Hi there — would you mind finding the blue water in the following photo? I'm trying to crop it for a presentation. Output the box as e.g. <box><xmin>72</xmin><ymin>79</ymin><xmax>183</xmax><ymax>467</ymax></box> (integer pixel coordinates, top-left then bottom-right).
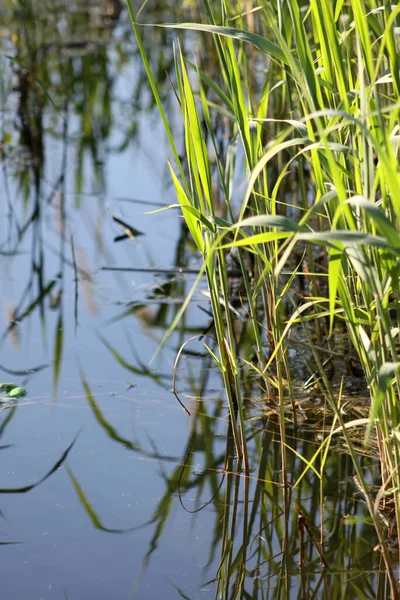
<box><xmin>0</xmin><ymin>3</ymin><xmax>225</xmax><ymax>598</ymax></box>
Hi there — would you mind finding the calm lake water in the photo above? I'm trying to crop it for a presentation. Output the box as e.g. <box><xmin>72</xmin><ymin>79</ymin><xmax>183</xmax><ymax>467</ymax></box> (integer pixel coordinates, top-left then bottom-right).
<box><xmin>0</xmin><ymin>2</ymin><xmax>390</xmax><ymax>599</ymax></box>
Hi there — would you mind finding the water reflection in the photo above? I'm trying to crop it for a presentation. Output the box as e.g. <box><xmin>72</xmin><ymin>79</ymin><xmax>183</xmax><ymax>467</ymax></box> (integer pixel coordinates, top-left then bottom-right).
<box><xmin>0</xmin><ymin>1</ymin><xmax>393</xmax><ymax>598</ymax></box>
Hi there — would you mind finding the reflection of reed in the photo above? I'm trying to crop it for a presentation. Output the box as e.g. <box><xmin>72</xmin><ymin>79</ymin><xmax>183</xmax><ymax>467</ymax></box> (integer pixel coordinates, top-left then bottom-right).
<box><xmin>79</xmin><ymin>363</ymin><xmax>384</xmax><ymax>597</ymax></box>
<box><xmin>0</xmin><ymin>0</ymin><xmax>194</xmax><ymax>394</ymax></box>
<box><xmin>0</xmin><ymin>423</ymin><xmax>79</xmax><ymax>544</ymax></box>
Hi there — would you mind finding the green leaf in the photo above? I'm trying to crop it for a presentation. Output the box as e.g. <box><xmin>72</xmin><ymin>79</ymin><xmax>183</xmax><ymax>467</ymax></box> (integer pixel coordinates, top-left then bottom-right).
<box><xmin>154</xmin><ymin>23</ymin><xmax>290</xmax><ymax>66</ymax></box>
<box><xmin>232</xmin><ymin>214</ymin><xmax>306</xmax><ymax>232</ymax></box>
<box><xmin>347</xmin><ymin>196</ymin><xmax>400</xmax><ymax>248</ymax></box>
<box><xmin>180</xmin><ymin>204</ymin><xmax>216</xmax><ymax>232</ymax></box>
<box><xmin>239</xmin><ymin>137</ymin><xmax>311</xmax><ymax>222</ymax></box>
<box><xmin>366</xmin><ymin>362</ymin><xmax>400</xmax><ymax>441</ymax></box>
<box><xmin>185</xmin><ymin>59</ymin><xmax>234</xmax><ymax>113</ymax></box>
<box><xmin>0</xmin><ymin>383</ymin><xmax>18</xmax><ymax>393</ymax></box>
<box><xmin>328</xmin><ymin>245</ymin><xmax>343</xmax><ymax>334</ymax></box>
<box><xmin>297</xmin><ymin>231</ymin><xmax>392</xmax><ymax>250</ymax></box>
<box><xmin>179</xmin><ymin>49</ymin><xmax>212</xmax><ymax>212</ymax></box>
<box><xmin>169</xmin><ymin>163</ymin><xmax>205</xmax><ymax>253</ymax></box>
<box><xmin>334</xmin><ymin>0</ymin><xmax>345</xmax><ymax>21</ymax></box>
<box><xmin>219</xmin><ymin>231</ymin><xmax>290</xmax><ymax>249</ymax></box>
<box><xmin>7</xmin><ymin>387</ymin><xmax>27</xmax><ymax>398</ymax></box>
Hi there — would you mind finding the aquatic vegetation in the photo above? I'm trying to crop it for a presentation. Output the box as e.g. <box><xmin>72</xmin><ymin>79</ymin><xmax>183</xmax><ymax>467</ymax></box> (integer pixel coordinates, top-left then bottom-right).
<box><xmin>127</xmin><ymin>0</ymin><xmax>400</xmax><ymax>594</ymax></box>
<box><xmin>0</xmin><ymin>382</ymin><xmax>27</xmax><ymax>399</ymax></box>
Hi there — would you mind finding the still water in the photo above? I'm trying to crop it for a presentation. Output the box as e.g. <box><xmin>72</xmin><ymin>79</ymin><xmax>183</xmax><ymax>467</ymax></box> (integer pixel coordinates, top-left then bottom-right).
<box><xmin>0</xmin><ymin>1</ymin><xmax>389</xmax><ymax>598</ymax></box>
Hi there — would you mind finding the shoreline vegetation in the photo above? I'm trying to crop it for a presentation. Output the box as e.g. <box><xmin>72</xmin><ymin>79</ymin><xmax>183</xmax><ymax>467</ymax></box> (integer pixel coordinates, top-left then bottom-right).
<box><xmin>127</xmin><ymin>0</ymin><xmax>400</xmax><ymax>596</ymax></box>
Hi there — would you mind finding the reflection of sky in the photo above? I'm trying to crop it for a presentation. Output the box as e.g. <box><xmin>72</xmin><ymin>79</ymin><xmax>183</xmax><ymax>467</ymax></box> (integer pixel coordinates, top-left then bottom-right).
<box><xmin>0</xmin><ymin>10</ymin><xmax>224</xmax><ymax>599</ymax></box>
<box><xmin>0</xmin><ymin>386</ymin><xmax>222</xmax><ymax>599</ymax></box>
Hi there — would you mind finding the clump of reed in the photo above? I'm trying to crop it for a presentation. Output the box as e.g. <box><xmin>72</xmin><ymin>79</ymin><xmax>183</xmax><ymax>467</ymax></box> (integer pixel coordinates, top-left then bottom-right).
<box><xmin>127</xmin><ymin>0</ymin><xmax>400</xmax><ymax>591</ymax></box>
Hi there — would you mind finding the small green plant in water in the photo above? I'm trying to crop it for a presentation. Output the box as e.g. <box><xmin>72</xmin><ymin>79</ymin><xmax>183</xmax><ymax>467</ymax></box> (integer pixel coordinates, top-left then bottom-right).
<box><xmin>0</xmin><ymin>383</ymin><xmax>27</xmax><ymax>400</ymax></box>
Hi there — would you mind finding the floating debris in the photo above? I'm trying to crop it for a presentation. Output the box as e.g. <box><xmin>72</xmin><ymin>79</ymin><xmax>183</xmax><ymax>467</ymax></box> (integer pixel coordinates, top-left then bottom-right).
<box><xmin>0</xmin><ymin>382</ymin><xmax>27</xmax><ymax>399</ymax></box>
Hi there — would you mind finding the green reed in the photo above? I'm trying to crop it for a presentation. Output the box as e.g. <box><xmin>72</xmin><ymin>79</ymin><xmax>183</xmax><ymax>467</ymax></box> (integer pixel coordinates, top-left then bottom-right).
<box><xmin>127</xmin><ymin>0</ymin><xmax>400</xmax><ymax>593</ymax></box>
